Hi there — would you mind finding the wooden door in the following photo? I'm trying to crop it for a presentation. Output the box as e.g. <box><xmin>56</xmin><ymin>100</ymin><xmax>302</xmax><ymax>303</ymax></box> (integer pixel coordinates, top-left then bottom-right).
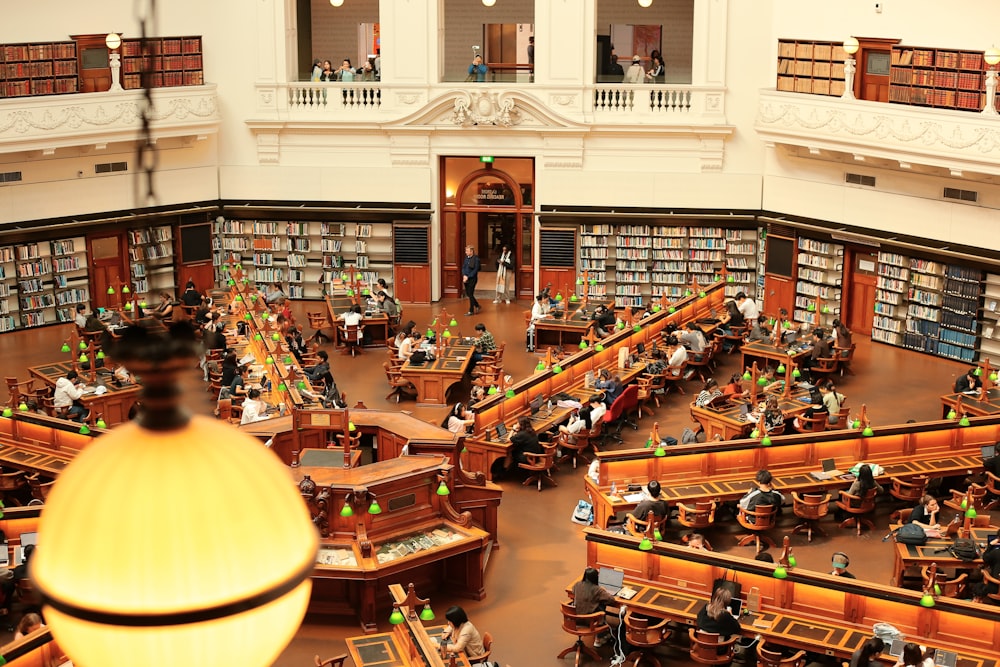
<box><xmin>72</xmin><ymin>34</ymin><xmax>112</xmax><ymax>93</ymax></box>
<box><xmin>393</xmin><ymin>225</ymin><xmax>431</xmax><ymax>303</ymax></box>
<box><xmin>844</xmin><ymin>247</ymin><xmax>878</xmax><ymax>335</ymax></box>
<box><xmin>855</xmin><ymin>38</ymin><xmax>900</xmax><ymax>102</ymax></box>
<box><xmin>537</xmin><ymin>228</ymin><xmax>575</xmax><ymax>297</ymax></box>
<box><xmin>87</xmin><ymin>232</ymin><xmax>128</xmax><ymax>310</ymax></box>
<box><xmin>763</xmin><ymin>275</ymin><xmax>795</xmax><ymax>318</ymax></box>
<box><xmin>762</xmin><ymin>234</ymin><xmax>796</xmax><ymax>318</ymax></box>
<box><xmin>177</xmin><ymin>223</ymin><xmax>213</xmax><ymax>293</ymax></box>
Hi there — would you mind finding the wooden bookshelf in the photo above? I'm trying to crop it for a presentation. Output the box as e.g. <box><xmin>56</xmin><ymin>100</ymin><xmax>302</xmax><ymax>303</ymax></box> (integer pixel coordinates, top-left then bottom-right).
<box><xmin>16</xmin><ymin>242</ymin><xmax>54</xmax><ymax>328</ymax></box>
<box><xmin>120</xmin><ymin>36</ymin><xmax>204</xmax><ymax>90</ymax></box>
<box><xmin>889</xmin><ymin>45</ymin><xmax>995</xmax><ymax>112</ymax></box>
<box><xmin>872</xmin><ymin>250</ymin><xmax>909</xmax><ymax>347</ymax></box>
<box><xmin>128</xmin><ymin>225</ymin><xmax>175</xmax><ymax>299</ymax></box>
<box><xmin>615</xmin><ymin>225</ymin><xmax>651</xmax><ymax>308</ymax></box>
<box><xmin>0</xmin><ymin>246</ymin><xmax>17</xmax><ymax>332</ymax></box>
<box><xmin>649</xmin><ymin>226</ymin><xmax>686</xmax><ymax>302</ymax></box>
<box><xmin>0</xmin><ymin>41</ymin><xmax>78</xmax><ymax>98</ymax></box>
<box><xmin>776</xmin><ymin>39</ymin><xmax>847</xmax><ymax>97</ymax></box>
<box><xmin>794</xmin><ymin>236</ymin><xmax>843</xmax><ymax>328</ymax></box>
<box><xmin>578</xmin><ymin>225</ymin><xmax>610</xmax><ymax>300</ymax></box>
<box><xmin>980</xmin><ymin>273</ymin><xmax>1000</xmax><ymax>367</ymax></box>
<box><xmin>51</xmin><ymin>237</ymin><xmax>89</xmax><ymax>323</ymax></box>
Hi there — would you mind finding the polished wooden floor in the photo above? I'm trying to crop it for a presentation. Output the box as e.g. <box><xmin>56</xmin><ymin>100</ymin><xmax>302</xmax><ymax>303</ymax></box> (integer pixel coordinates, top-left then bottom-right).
<box><xmin>0</xmin><ymin>296</ymin><xmax>973</xmax><ymax>666</ymax></box>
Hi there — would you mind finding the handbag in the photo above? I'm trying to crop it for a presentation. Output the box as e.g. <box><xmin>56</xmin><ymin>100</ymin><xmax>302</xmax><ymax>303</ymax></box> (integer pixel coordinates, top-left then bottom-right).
<box><xmin>713</xmin><ymin>570</ymin><xmax>742</xmax><ymax>600</ymax></box>
<box><xmin>894</xmin><ymin>523</ymin><xmax>928</xmax><ymax>545</ymax></box>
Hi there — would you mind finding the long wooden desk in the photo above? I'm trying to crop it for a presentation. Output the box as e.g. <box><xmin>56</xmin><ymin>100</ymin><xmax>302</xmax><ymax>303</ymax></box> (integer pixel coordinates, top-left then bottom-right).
<box><xmin>891</xmin><ymin>525</ymin><xmax>993</xmax><ymax>587</ymax></box>
<box><xmin>347</xmin><ymin>625</ymin><xmax>471</xmax><ymax>667</ymax></box>
<box><xmin>690</xmin><ymin>385</ymin><xmax>812</xmax><ymax>441</ymax></box>
<box><xmin>583</xmin><ymin>528</ymin><xmax>1000</xmax><ymax>667</ymax></box>
<box><xmin>0</xmin><ymin>411</ymin><xmax>101</xmax><ymax>476</ymax></box>
<box><xmin>584</xmin><ymin>418</ymin><xmax>996</xmax><ymax>529</ymax></box>
<box><xmin>941</xmin><ymin>390</ymin><xmax>1000</xmax><ymax>418</ymax></box>
<box><xmin>325</xmin><ymin>295</ymin><xmax>392</xmax><ymax>348</ymax></box>
<box><xmin>741</xmin><ymin>340</ymin><xmax>812</xmax><ymax>373</ymax></box>
<box><xmin>1</xmin><ymin>628</ymin><xmax>69</xmax><ymax>667</ymax></box>
<box><xmin>535</xmin><ymin>309</ymin><xmax>595</xmax><ymax>347</ymax></box>
<box><xmin>27</xmin><ymin>360</ymin><xmax>140</xmax><ymax>426</ymax></box>
<box><xmin>400</xmin><ymin>342</ymin><xmax>475</xmax><ymax>405</ymax></box>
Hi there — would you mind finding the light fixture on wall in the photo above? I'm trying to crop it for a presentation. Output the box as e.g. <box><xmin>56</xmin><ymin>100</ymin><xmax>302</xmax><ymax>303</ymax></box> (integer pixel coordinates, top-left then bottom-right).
<box><xmin>106</xmin><ymin>33</ymin><xmax>124</xmax><ymax>92</ymax></box>
<box><xmin>841</xmin><ymin>37</ymin><xmax>860</xmax><ymax>100</ymax></box>
<box><xmin>330</xmin><ymin>0</ymin><xmax>344</xmax><ymax>6</ymax></box>
<box><xmin>482</xmin><ymin>0</ymin><xmax>497</xmax><ymax>6</ymax></box>
<box><xmin>983</xmin><ymin>47</ymin><xmax>1000</xmax><ymax>116</ymax></box>
<box><xmin>638</xmin><ymin>0</ymin><xmax>653</xmax><ymax>7</ymax></box>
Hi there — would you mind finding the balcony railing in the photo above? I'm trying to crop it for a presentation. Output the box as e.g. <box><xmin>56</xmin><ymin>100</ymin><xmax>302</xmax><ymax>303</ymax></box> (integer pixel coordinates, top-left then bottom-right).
<box><xmin>755</xmin><ymin>88</ymin><xmax>1000</xmax><ymax>175</ymax></box>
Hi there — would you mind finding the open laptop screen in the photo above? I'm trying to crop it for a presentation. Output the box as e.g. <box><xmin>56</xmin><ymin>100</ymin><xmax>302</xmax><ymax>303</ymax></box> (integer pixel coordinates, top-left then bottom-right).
<box><xmin>495</xmin><ymin>422</ymin><xmax>508</xmax><ymax>440</ymax></box>
<box><xmin>598</xmin><ymin>567</ymin><xmax>624</xmax><ymax>590</ymax></box>
<box><xmin>728</xmin><ymin>598</ymin><xmax>743</xmax><ymax>617</ymax></box>
<box><xmin>529</xmin><ymin>395</ymin><xmax>544</xmax><ymax>415</ymax></box>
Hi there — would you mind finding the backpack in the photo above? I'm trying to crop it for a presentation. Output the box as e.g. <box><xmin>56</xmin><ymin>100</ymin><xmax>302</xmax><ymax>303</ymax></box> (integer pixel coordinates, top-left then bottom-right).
<box><xmin>571</xmin><ymin>500</ymin><xmax>593</xmax><ymax>526</ymax></box>
<box><xmin>681</xmin><ymin>427</ymin><xmax>699</xmax><ymax>444</ymax></box>
<box><xmin>948</xmin><ymin>538</ymin><xmax>980</xmax><ymax>562</ymax></box>
<box><xmin>895</xmin><ymin>523</ymin><xmax>928</xmax><ymax>545</ymax></box>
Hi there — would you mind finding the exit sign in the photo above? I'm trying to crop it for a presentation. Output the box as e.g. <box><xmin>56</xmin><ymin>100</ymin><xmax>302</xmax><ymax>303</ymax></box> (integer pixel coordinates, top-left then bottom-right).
<box><xmin>479</xmin><ymin>156</ymin><xmax>494</xmax><ymax>163</ymax></box>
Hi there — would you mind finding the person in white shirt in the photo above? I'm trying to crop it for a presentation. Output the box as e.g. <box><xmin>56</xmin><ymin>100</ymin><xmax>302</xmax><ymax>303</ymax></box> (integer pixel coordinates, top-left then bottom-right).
<box><xmin>53</xmin><ymin>370</ymin><xmax>87</xmax><ymax>421</ymax></box>
<box><xmin>73</xmin><ymin>303</ymin><xmax>88</xmax><ymax>329</ymax></box>
<box><xmin>240</xmin><ymin>388</ymin><xmax>271</xmax><ymax>425</ymax></box>
<box><xmin>398</xmin><ymin>331</ymin><xmax>421</xmax><ymax>361</ymax></box>
<box><xmin>735</xmin><ymin>291</ymin><xmax>760</xmax><ymax>321</ymax></box>
<box><xmin>341</xmin><ymin>305</ymin><xmax>364</xmax><ymax>326</ymax></box>
<box><xmin>666</xmin><ymin>337</ymin><xmax>689</xmax><ymax>374</ymax></box>
<box><xmin>529</xmin><ymin>294</ymin><xmax>550</xmax><ymax>326</ymax></box>
<box><xmin>678</xmin><ymin>322</ymin><xmax>707</xmax><ymax>358</ymax></box>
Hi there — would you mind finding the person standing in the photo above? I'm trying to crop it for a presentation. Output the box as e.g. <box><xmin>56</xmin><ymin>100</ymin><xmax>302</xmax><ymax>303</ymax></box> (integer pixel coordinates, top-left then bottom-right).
<box><xmin>494</xmin><ymin>245</ymin><xmax>513</xmax><ymax>304</ymax></box>
<box><xmin>462</xmin><ymin>245</ymin><xmax>481</xmax><ymax>315</ymax></box>
<box><xmin>646</xmin><ymin>54</ymin><xmax>664</xmax><ymax>82</ymax></box>
<box><xmin>337</xmin><ymin>58</ymin><xmax>356</xmax><ymax>82</ymax></box>
<box><xmin>623</xmin><ymin>55</ymin><xmax>645</xmax><ymax>84</ymax></box>
<box><xmin>468</xmin><ymin>55</ymin><xmax>488</xmax><ymax>82</ymax></box>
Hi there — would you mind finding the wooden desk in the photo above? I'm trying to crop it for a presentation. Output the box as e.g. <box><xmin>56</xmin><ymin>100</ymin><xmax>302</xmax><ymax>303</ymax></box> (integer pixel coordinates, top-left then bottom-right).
<box><xmin>891</xmin><ymin>525</ymin><xmax>993</xmax><ymax>587</ymax></box>
<box><xmin>27</xmin><ymin>361</ymin><xmax>140</xmax><ymax>426</ymax></box>
<box><xmin>347</xmin><ymin>625</ymin><xmax>471</xmax><ymax>667</ymax></box>
<box><xmin>583</xmin><ymin>528</ymin><xmax>1000</xmax><ymax>667</ymax></box>
<box><xmin>741</xmin><ymin>340</ymin><xmax>811</xmax><ymax>372</ymax></box>
<box><xmin>690</xmin><ymin>386</ymin><xmax>813</xmax><ymax>440</ymax></box>
<box><xmin>584</xmin><ymin>420</ymin><xmax>990</xmax><ymax>529</ymax></box>
<box><xmin>326</xmin><ymin>296</ymin><xmax>392</xmax><ymax>348</ymax></box>
<box><xmin>941</xmin><ymin>390</ymin><xmax>1000</xmax><ymax>417</ymax></box>
<box><xmin>0</xmin><ymin>627</ymin><xmax>69</xmax><ymax>667</ymax></box>
<box><xmin>400</xmin><ymin>343</ymin><xmax>475</xmax><ymax>405</ymax></box>
<box><xmin>535</xmin><ymin>310</ymin><xmax>594</xmax><ymax>348</ymax></box>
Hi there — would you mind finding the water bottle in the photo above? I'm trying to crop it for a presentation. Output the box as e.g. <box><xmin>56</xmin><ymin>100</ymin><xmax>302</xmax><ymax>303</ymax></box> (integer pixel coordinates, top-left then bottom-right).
<box><xmin>610</xmin><ymin>481</ymin><xmax>617</xmax><ymax>496</ymax></box>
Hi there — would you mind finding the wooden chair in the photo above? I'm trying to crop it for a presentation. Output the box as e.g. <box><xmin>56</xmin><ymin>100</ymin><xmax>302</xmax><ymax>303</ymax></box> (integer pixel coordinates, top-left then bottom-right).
<box><xmin>687</xmin><ymin>345</ymin><xmax>715</xmax><ymax>383</ymax></box>
<box><xmin>602</xmin><ymin>384</ymin><xmax>639</xmax><ymax>444</ymax></box>
<box><xmin>826</xmin><ymin>406</ymin><xmax>850</xmax><ymax>430</ymax></box>
<box><xmin>809</xmin><ymin>357</ymin><xmax>839</xmax><ymax>382</ymax></box>
<box><xmin>469</xmin><ymin>631</ymin><xmax>493</xmax><ymax>664</ymax></box>
<box><xmin>623</xmin><ymin>609</ymin><xmax>670</xmax><ymax>667</ymax></box>
<box><xmin>307</xmin><ymin>311</ymin><xmax>332</xmax><ymax>344</ymax></box>
<box><xmin>520</xmin><ymin>443</ymin><xmax>557</xmax><ymax>491</ymax></box>
<box><xmin>986</xmin><ymin>471</ymin><xmax>1000</xmax><ymax>510</ymax></box>
<box><xmin>981</xmin><ymin>569</ymin><xmax>1000</xmax><ymax>604</ymax></box>
<box><xmin>677</xmin><ymin>500</ymin><xmax>717</xmax><ymax>532</ymax></box>
<box><xmin>339</xmin><ymin>324</ymin><xmax>364</xmax><ymax>356</ymax></box>
<box><xmin>314</xmin><ymin>655</ymin><xmax>348</xmax><ymax>667</ymax></box>
<box><xmin>216</xmin><ymin>399</ymin><xmax>243</xmax><ymax>424</ymax></box>
<box><xmin>689</xmin><ymin>629</ymin><xmax>739</xmax><ymax>666</ymax></box>
<box><xmin>662</xmin><ymin>362</ymin><xmax>688</xmax><ymax>396</ymax></box>
<box><xmin>834</xmin><ymin>343</ymin><xmax>856</xmax><ymax>376</ymax></box>
<box><xmin>25</xmin><ymin>472</ymin><xmax>55</xmax><ymax>503</ymax></box>
<box><xmin>791</xmin><ymin>491</ymin><xmax>830</xmax><ymax>542</ymax></box>
<box><xmin>944</xmin><ymin>483</ymin><xmax>988</xmax><ymax>513</ymax></box>
<box><xmin>554</xmin><ymin>431</ymin><xmax>592</xmax><ymax>470</ymax></box>
<box><xmin>836</xmin><ymin>487</ymin><xmax>878</xmax><ymax>535</ymax></box>
<box><xmin>558</xmin><ymin>601</ymin><xmax>607</xmax><ymax>665</ymax></box>
<box><xmin>637</xmin><ymin>373</ymin><xmax>667</xmax><ymax>419</ymax></box>
<box><xmin>921</xmin><ymin>566</ymin><xmax>968</xmax><ymax>598</ymax></box>
<box><xmin>888</xmin><ymin>507</ymin><xmax>913</xmax><ymax>524</ymax></box>
<box><xmin>889</xmin><ymin>476</ymin><xmax>929</xmax><ymax>507</ymax></box>
<box><xmin>626</xmin><ymin>510</ymin><xmax>666</xmax><ymax>540</ymax></box>
<box><xmin>5</xmin><ymin>377</ymin><xmax>34</xmax><ymax>405</ymax></box>
<box><xmin>0</xmin><ymin>470</ymin><xmax>27</xmax><ymax>506</ymax></box>
<box><xmin>736</xmin><ymin>503</ymin><xmax>777</xmax><ymax>549</ymax></box>
<box><xmin>384</xmin><ymin>362</ymin><xmax>417</xmax><ymax>403</ymax></box>
<box><xmin>720</xmin><ymin>323</ymin><xmax>750</xmax><ymax>355</ymax></box>
<box><xmin>795</xmin><ymin>413</ymin><xmax>828</xmax><ymax>433</ymax></box>
<box><xmin>757</xmin><ymin>639</ymin><xmax>807</xmax><ymax>667</ymax></box>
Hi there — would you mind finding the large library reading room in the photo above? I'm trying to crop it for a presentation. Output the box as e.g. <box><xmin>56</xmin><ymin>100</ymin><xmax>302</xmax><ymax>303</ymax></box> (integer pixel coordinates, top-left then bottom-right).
<box><xmin>2</xmin><ymin>1</ymin><xmax>1000</xmax><ymax>666</ymax></box>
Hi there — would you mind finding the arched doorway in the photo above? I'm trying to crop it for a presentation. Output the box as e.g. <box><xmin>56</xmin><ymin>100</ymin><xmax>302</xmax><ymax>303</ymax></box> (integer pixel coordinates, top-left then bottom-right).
<box><xmin>440</xmin><ymin>159</ymin><xmax>534</xmax><ymax>301</ymax></box>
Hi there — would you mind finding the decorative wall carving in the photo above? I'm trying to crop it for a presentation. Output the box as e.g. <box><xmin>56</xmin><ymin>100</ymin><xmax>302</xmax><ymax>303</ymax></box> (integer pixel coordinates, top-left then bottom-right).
<box><xmin>452</xmin><ymin>90</ymin><xmax>520</xmax><ymax>127</ymax></box>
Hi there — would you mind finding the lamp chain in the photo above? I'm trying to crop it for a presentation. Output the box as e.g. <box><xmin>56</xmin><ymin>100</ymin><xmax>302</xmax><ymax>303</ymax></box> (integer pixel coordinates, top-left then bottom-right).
<box><xmin>136</xmin><ymin>0</ymin><xmax>159</xmax><ymax>206</ymax></box>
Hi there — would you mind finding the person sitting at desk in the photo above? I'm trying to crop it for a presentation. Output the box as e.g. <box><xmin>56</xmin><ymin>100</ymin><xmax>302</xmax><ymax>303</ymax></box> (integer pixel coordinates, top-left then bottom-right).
<box><xmin>220</xmin><ymin>350</ymin><xmax>239</xmax><ymax>387</ymax></box>
<box><xmin>471</xmin><ymin>323</ymin><xmax>496</xmax><ymax>364</ymax></box>
<box><xmin>954</xmin><ymin>367</ymin><xmax>983</xmax><ymax>396</ymax></box>
<box><xmin>695</xmin><ymin>378</ymin><xmax>723</xmax><ymax>408</ymax></box>
<box><xmin>440</xmin><ymin>605</ymin><xmax>485</xmax><ymax>660</ymax></box>
<box><xmin>83</xmin><ymin>308</ymin><xmax>114</xmax><ymax>353</ymax></box>
<box><xmin>447</xmin><ymin>402</ymin><xmax>475</xmax><ymax>434</ymax></box>
<box><xmin>180</xmin><ymin>280</ymin><xmax>202</xmax><ymax>307</ymax></box>
<box><xmin>630</xmin><ymin>480</ymin><xmax>668</xmax><ymax>522</ymax></box>
<box><xmin>375</xmin><ymin>290</ymin><xmax>398</xmax><ymax>318</ymax></box>
<box><xmin>398</xmin><ymin>331</ymin><xmax>422</xmax><ymax>361</ymax></box>
<box><xmin>679</xmin><ymin>322</ymin><xmax>707</xmax><ymax>360</ymax></box>
<box><xmin>738</xmin><ymin>469</ymin><xmax>784</xmax><ymax>513</ymax></box>
<box><xmin>572</xmin><ymin>567</ymin><xmax>616</xmax><ymax>647</ymax></box>
<box><xmin>645</xmin><ymin>349</ymin><xmax>669</xmax><ymax>377</ymax></box>
<box><xmin>746</xmin><ymin>314</ymin><xmax>769</xmax><ymax>343</ymax></box>
<box><xmin>595</xmin><ymin>369</ymin><xmax>622</xmax><ymax>406</ymax></box>
<box><xmin>791</xmin><ymin>386</ymin><xmax>826</xmax><ymax>432</ymax></box>
<box><xmin>850</xmin><ymin>638</ymin><xmax>885</xmax><ymax>667</ymax></box>
<box><xmin>151</xmin><ymin>292</ymin><xmax>174</xmax><ymax>321</ymax></box>
<box><xmin>735</xmin><ymin>291</ymin><xmax>760</xmax><ymax>321</ymax></box>
<box><xmin>54</xmin><ymin>369</ymin><xmax>88</xmax><ymax>422</ymax></box>
<box><xmin>304</xmin><ymin>350</ymin><xmax>330</xmax><ymax>382</ymax></box>
<box><xmin>832</xmin><ymin>318</ymin><xmax>853</xmax><ymax>349</ymax></box>
<box><xmin>896</xmin><ymin>643</ymin><xmax>934</xmax><ymax>667</ymax></box>
<box><xmin>592</xmin><ymin>304</ymin><xmax>617</xmax><ymax>338</ymax></box>
<box><xmin>800</xmin><ymin>328</ymin><xmax>830</xmax><ymax>381</ymax></box>
<box><xmin>73</xmin><ymin>303</ymin><xmax>88</xmax><ymax>328</ymax></box>
<box><xmin>666</xmin><ymin>336</ymin><xmax>688</xmax><ymax>374</ymax></box>
<box><xmin>509</xmin><ymin>415</ymin><xmax>543</xmax><ymax>466</ymax></box>
<box><xmin>340</xmin><ymin>304</ymin><xmax>364</xmax><ymax>328</ymax></box>
<box><xmin>376</xmin><ymin>278</ymin><xmax>391</xmax><ymax>297</ymax></box>
<box><xmin>285</xmin><ymin>325</ymin><xmax>309</xmax><ymax>363</ymax></box>
<box><xmin>818</xmin><ymin>379</ymin><xmax>845</xmax><ymax>421</ymax></box>
<box><xmin>982</xmin><ymin>534</ymin><xmax>1000</xmax><ymax>596</ymax></box>
<box><xmin>264</xmin><ymin>281</ymin><xmax>285</xmax><ymax>305</ymax></box>
<box><xmin>830</xmin><ymin>551</ymin><xmax>856</xmax><ymax>579</ymax></box>
<box><xmin>722</xmin><ymin>372</ymin><xmax>748</xmax><ymax>400</ymax></box>
<box><xmin>240</xmin><ymin>388</ymin><xmax>272</xmax><ymax>425</ymax></box>
<box><xmin>14</xmin><ymin>613</ymin><xmax>44</xmax><ymax>640</ymax></box>
<box><xmin>748</xmin><ymin>396</ymin><xmax>783</xmax><ymax>432</ymax></box>
<box><xmin>908</xmin><ymin>495</ymin><xmax>941</xmax><ymax>534</ymax></box>
<box><xmin>688</xmin><ymin>533</ymin><xmax>708</xmax><ymax>550</ymax></box>
<box><xmin>696</xmin><ymin>587</ymin><xmax>741</xmax><ymax>640</ymax></box>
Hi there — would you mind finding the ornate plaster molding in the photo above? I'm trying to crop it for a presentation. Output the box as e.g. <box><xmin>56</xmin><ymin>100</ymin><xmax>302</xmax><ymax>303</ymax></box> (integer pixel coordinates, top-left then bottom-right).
<box><xmin>451</xmin><ymin>90</ymin><xmax>520</xmax><ymax>127</ymax></box>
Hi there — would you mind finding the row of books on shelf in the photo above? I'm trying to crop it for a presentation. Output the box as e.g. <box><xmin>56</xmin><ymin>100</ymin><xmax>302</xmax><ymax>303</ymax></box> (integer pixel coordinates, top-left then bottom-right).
<box><xmin>17</xmin><ymin>260</ymin><xmax>49</xmax><ymax>278</ymax></box>
<box><xmin>121</xmin><ymin>55</ymin><xmax>202</xmax><ymax>73</ymax></box>
<box><xmin>795</xmin><ymin>281</ymin><xmax>840</xmax><ymax>299</ymax></box>
<box><xmin>129</xmin><ymin>244</ymin><xmax>172</xmax><ymax>262</ymax></box>
<box><xmin>1</xmin><ymin>43</ymin><xmax>76</xmax><ymax>61</ymax></box>
<box><xmin>2</xmin><ymin>79</ymin><xmax>78</xmax><ymax>96</ymax></box>
<box><xmin>123</xmin><ymin>72</ymin><xmax>204</xmax><ymax>88</ymax></box>
<box><xmin>120</xmin><ymin>38</ymin><xmax>202</xmax><ymax>57</ymax></box>
<box><xmin>2</xmin><ymin>61</ymin><xmax>77</xmax><ymax>78</ymax></box>
<box><xmin>797</xmin><ymin>267</ymin><xmax>840</xmax><ymax>285</ymax></box>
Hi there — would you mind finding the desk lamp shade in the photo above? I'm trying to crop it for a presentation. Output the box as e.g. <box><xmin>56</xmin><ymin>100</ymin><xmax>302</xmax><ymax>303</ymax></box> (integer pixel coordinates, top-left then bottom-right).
<box><xmin>638</xmin><ymin>537</ymin><xmax>653</xmax><ymax>551</ymax></box>
<box><xmin>487</xmin><ymin>386</ymin><xmax>497</xmax><ymax>395</ymax></box>
<box><xmin>1</xmin><ymin>407</ymin><xmax>11</xmax><ymax>418</ymax></box>
<box><xmin>419</xmin><ymin>605</ymin><xmax>435</xmax><ymax>621</ymax></box>
<box><xmin>947</xmin><ymin>408</ymin><xmax>957</xmax><ymax>419</ymax></box>
<box><xmin>61</xmin><ymin>342</ymin><xmax>70</xmax><ymax>353</ymax></box>
<box><xmin>32</xmin><ymin>325</ymin><xmax>317</xmax><ymax>667</ymax></box>
<box><xmin>959</xmin><ymin>415</ymin><xmax>971</xmax><ymax>427</ymax></box>
<box><xmin>776</xmin><ymin>364</ymin><xmax>785</xmax><ymax>374</ymax></box>
<box><xmin>436</xmin><ymin>481</ymin><xmax>450</xmax><ymax>496</ymax></box>
<box><xmin>449</xmin><ymin>318</ymin><xmax>458</xmax><ymax>327</ymax></box>
<box><xmin>742</xmin><ymin>371</ymin><xmax>752</xmax><ymax>381</ymax></box>
<box><xmin>504</xmin><ymin>388</ymin><xmax>515</xmax><ymax>398</ymax></box>
<box><xmin>595</xmin><ymin>344</ymin><xmax>604</xmax><ymax>352</ymax></box>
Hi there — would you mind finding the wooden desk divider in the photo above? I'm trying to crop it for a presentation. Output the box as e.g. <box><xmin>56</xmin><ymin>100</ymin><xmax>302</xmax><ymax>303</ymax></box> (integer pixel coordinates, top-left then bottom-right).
<box><xmin>979</xmin><ymin>359</ymin><xmax>995</xmax><ymax>393</ymax></box>
<box><xmin>583</xmin><ymin>528</ymin><xmax>1000</xmax><ymax>667</ymax></box>
<box><xmin>290</xmin><ymin>407</ymin><xmax>351</xmax><ymax>463</ymax></box>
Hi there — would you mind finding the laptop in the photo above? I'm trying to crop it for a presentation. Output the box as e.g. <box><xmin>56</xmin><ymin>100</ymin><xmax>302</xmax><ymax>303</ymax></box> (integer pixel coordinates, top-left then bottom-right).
<box><xmin>810</xmin><ymin>458</ymin><xmax>844</xmax><ymax>481</ymax></box>
<box><xmin>598</xmin><ymin>567</ymin><xmax>625</xmax><ymax>595</ymax></box>
<box><xmin>728</xmin><ymin>598</ymin><xmax>743</xmax><ymax>617</ymax></box>
<box><xmin>494</xmin><ymin>422</ymin><xmax>508</xmax><ymax>441</ymax></box>
<box><xmin>934</xmin><ymin>650</ymin><xmax>958</xmax><ymax>667</ymax></box>
<box><xmin>887</xmin><ymin>640</ymin><xmax>907</xmax><ymax>659</ymax></box>
<box><xmin>529</xmin><ymin>395</ymin><xmax>544</xmax><ymax>416</ymax></box>
<box><xmin>737</xmin><ymin>402</ymin><xmax>750</xmax><ymax>422</ymax></box>
<box><xmin>782</xmin><ymin>329</ymin><xmax>798</xmax><ymax>345</ymax></box>
<box><xmin>982</xmin><ymin>444</ymin><xmax>997</xmax><ymax>460</ymax></box>
<box><xmin>636</xmin><ymin>342</ymin><xmax>646</xmax><ymax>355</ymax></box>
<box><xmin>16</xmin><ymin>531</ymin><xmax>37</xmax><ymax>565</ymax></box>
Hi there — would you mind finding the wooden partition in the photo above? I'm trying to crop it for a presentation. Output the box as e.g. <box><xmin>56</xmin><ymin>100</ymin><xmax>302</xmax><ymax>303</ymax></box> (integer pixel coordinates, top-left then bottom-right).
<box><xmin>1</xmin><ymin>628</ymin><xmax>66</xmax><ymax>667</ymax></box>
<box><xmin>583</xmin><ymin>528</ymin><xmax>1000</xmax><ymax>666</ymax></box>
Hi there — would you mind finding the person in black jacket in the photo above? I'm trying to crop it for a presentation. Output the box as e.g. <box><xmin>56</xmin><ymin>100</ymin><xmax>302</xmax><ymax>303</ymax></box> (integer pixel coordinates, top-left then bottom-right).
<box><xmin>696</xmin><ymin>587</ymin><xmax>741</xmax><ymax>639</ymax></box>
<box><xmin>461</xmin><ymin>245</ymin><xmax>481</xmax><ymax>315</ymax></box>
<box><xmin>954</xmin><ymin>367</ymin><xmax>983</xmax><ymax>396</ymax></box>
